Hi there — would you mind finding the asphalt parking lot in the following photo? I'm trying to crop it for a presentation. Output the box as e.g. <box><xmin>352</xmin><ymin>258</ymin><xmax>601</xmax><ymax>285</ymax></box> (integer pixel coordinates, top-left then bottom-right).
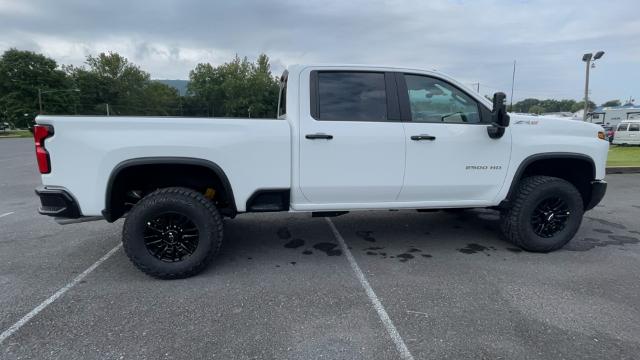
<box><xmin>1</xmin><ymin>138</ymin><xmax>640</xmax><ymax>360</ymax></box>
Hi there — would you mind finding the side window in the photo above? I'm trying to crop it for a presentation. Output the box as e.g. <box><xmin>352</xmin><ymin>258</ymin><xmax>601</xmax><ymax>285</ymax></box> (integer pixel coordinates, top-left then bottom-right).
<box><xmin>629</xmin><ymin>124</ymin><xmax>640</xmax><ymax>131</ymax></box>
<box><xmin>617</xmin><ymin>124</ymin><xmax>628</xmax><ymax>131</ymax></box>
<box><xmin>277</xmin><ymin>71</ymin><xmax>287</xmax><ymax>118</ymax></box>
<box><xmin>404</xmin><ymin>74</ymin><xmax>482</xmax><ymax>124</ymax></box>
<box><xmin>316</xmin><ymin>72</ymin><xmax>387</xmax><ymax>121</ymax></box>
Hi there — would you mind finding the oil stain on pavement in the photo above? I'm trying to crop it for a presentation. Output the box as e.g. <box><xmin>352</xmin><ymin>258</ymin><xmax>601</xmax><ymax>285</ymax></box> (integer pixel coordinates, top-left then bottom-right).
<box><xmin>565</xmin><ymin>234</ymin><xmax>639</xmax><ymax>251</ymax></box>
<box><xmin>313</xmin><ymin>242</ymin><xmax>342</xmax><ymax>256</ymax></box>
<box><xmin>277</xmin><ymin>227</ymin><xmax>292</xmax><ymax>239</ymax></box>
<box><xmin>284</xmin><ymin>238</ymin><xmax>305</xmax><ymax>249</ymax></box>
<box><xmin>457</xmin><ymin>243</ymin><xmax>497</xmax><ymax>255</ymax></box>
<box><xmin>355</xmin><ymin>230</ymin><xmax>376</xmax><ymax>242</ymax></box>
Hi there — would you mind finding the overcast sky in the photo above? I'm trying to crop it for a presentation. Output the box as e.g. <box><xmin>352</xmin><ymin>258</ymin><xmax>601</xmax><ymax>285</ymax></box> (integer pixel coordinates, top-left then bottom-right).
<box><xmin>1</xmin><ymin>0</ymin><xmax>638</xmax><ymax>104</ymax></box>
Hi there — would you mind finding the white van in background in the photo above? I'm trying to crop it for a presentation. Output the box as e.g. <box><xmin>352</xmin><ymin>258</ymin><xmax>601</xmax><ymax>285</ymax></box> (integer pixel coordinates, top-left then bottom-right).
<box><xmin>612</xmin><ymin>120</ymin><xmax>640</xmax><ymax>145</ymax></box>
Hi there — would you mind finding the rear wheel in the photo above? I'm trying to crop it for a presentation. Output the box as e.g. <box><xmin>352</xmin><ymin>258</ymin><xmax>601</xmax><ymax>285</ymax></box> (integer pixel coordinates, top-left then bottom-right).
<box><xmin>500</xmin><ymin>176</ymin><xmax>583</xmax><ymax>252</ymax></box>
<box><xmin>122</xmin><ymin>187</ymin><xmax>223</xmax><ymax>279</ymax></box>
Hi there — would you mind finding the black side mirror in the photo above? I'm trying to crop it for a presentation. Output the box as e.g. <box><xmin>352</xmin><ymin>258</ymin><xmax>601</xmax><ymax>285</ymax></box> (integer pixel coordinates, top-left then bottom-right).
<box><xmin>487</xmin><ymin>92</ymin><xmax>510</xmax><ymax>139</ymax></box>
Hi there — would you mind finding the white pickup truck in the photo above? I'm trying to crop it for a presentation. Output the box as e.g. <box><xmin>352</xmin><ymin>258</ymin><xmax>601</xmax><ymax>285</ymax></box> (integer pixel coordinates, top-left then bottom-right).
<box><xmin>34</xmin><ymin>64</ymin><xmax>609</xmax><ymax>279</ymax></box>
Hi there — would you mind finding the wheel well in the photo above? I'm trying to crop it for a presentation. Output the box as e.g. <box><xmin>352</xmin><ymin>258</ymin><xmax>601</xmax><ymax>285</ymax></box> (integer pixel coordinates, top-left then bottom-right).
<box><xmin>104</xmin><ymin>159</ymin><xmax>236</xmax><ymax>222</ymax></box>
<box><xmin>507</xmin><ymin>155</ymin><xmax>595</xmax><ymax>209</ymax></box>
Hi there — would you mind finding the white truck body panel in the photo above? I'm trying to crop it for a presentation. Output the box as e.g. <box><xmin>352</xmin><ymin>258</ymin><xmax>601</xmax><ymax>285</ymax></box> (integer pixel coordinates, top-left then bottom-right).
<box><xmin>36</xmin><ymin>116</ymin><xmax>291</xmax><ymax>215</ymax></box>
<box><xmin>36</xmin><ymin>64</ymin><xmax>609</xmax><ymax>217</ymax></box>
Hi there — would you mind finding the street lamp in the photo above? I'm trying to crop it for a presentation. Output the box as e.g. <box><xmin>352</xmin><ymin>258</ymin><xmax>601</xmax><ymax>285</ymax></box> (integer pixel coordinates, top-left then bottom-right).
<box><xmin>582</xmin><ymin>51</ymin><xmax>605</xmax><ymax>121</ymax></box>
<box><xmin>38</xmin><ymin>88</ymin><xmax>80</xmax><ymax>114</ymax></box>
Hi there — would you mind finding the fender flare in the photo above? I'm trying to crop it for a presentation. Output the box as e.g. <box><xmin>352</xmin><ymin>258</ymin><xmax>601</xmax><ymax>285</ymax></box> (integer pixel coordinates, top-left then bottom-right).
<box><xmin>502</xmin><ymin>152</ymin><xmax>596</xmax><ymax>205</ymax></box>
<box><xmin>102</xmin><ymin>157</ymin><xmax>236</xmax><ymax>222</ymax></box>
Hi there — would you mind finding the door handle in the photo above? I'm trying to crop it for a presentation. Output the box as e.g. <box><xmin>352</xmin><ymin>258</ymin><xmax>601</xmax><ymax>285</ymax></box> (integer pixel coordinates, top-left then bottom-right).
<box><xmin>410</xmin><ymin>134</ymin><xmax>436</xmax><ymax>141</ymax></box>
<box><xmin>306</xmin><ymin>133</ymin><xmax>333</xmax><ymax>140</ymax></box>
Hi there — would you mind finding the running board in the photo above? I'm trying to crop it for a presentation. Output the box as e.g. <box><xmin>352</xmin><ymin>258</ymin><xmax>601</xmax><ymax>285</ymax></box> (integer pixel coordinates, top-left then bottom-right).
<box><xmin>55</xmin><ymin>216</ymin><xmax>105</xmax><ymax>225</ymax></box>
<box><xmin>312</xmin><ymin>211</ymin><xmax>349</xmax><ymax>217</ymax></box>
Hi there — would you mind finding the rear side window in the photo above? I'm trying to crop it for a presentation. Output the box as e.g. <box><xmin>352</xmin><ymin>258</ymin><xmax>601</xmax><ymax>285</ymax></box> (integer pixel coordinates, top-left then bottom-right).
<box><xmin>629</xmin><ymin>124</ymin><xmax>640</xmax><ymax>131</ymax></box>
<box><xmin>617</xmin><ymin>124</ymin><xmax>629</xmax><ymax>131</ymax></box>
<box><xmin>277</xmin><ymin>71</ymin><xmax>287</xmax><ymax>118</ymax></box>
<box><xmin>316</xmin><ymin>72</ymin><xmax>387</xmax><ymax>121</ymax></box>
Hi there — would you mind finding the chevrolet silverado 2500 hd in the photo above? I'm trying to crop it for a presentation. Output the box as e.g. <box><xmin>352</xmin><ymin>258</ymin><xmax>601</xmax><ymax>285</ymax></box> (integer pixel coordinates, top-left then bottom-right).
<box><xmin>33</xmin><ymin>64</ymin><xmax>609</xmax><ymax>279</ymax></box>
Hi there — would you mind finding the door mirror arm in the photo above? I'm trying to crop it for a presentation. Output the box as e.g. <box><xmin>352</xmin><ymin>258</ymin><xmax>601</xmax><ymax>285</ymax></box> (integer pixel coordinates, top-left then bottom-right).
<box><xmin>487</xmin><ymin>92</ymin><xmax>510</xmax><ymax>139</ymax></box>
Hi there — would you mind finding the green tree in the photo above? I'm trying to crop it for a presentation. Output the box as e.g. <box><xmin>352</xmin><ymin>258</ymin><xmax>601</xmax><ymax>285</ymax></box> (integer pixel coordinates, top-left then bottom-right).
<box><xmin>0</xmin><ymin>49</ymin><xmax>75</xmax><ymax>127</ymax></box>
<box><xmin>512</xmin><ymin>98</ymin><xmax>540</xmax><ymax>113</ymax></box>
<box><xmin>528</xmin><ymin>105</ymin><xmax>545</xmax><ymax>114</ymax></box>
<box><xmin>601</xmin><ymin>99</ymin><xmax>621</xmax><ymax>107</ymax></box>
<box><xmin>142</xmin><ymin>82</ymin><xmax>180</xmax><ymax>116</ymax></box>
<box><xmin>66</xmin><ymin>52</ymin><xmax>149</xmax><ymax>115</ymax></box>
<box><xmin>571</xmin><ymin>100</ymin><xmax>596</xmax><ymax>113</ymax></box>
<box><xmin>187</xmin><ymin>54</ymin><xmax>279</xmax><ymax>118</ymax></box>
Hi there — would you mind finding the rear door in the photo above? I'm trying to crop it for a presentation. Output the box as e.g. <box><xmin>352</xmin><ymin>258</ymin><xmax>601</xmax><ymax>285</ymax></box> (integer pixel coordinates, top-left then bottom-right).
<box><xmin>397</xmin><ymin>73</ymin><xmax>511</xmax><ymax>204</ymax></box>
<box><xmin>298</xmin><ymin>70</ymin><xmax>405</xmax><ymax>204</ymax></box>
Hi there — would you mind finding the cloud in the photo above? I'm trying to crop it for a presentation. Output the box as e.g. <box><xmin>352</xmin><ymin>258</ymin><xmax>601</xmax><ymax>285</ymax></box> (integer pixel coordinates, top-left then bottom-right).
<box><xmin>0</xmin><ymin>0</ymin><xmax>638</xmax><ymax>103</ymax></box>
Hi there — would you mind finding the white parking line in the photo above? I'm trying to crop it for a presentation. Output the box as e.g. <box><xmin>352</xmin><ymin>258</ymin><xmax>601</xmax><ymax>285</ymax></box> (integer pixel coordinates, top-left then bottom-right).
<box><xmin>0</xmin><ymin>212</ymin><xmax>15</xmax><ymax>219</ymax></box>
<box><xmin>325</xmin><ymin>218</ymin><xmax>414</xmax><ymax>360</ymax></box>
<box><xmin>0</xmin><ymin>244</ymin><xmax>122</xmax><ymax>344</ymax></box>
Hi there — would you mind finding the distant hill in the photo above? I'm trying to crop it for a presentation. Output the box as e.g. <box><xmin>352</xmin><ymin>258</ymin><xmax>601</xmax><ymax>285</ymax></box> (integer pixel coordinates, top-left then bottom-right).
<box><xmin>154</xmin><ymin>79</ymin><xmax>189</xmax><ymax>96</ymax></box>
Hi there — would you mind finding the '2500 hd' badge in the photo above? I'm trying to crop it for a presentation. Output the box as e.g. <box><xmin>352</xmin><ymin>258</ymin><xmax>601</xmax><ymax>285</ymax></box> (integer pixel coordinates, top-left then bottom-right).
<box><xmin>466</xmin><ymin>165</ymin><xmax>502</xmax><ymax>170</ymax></box>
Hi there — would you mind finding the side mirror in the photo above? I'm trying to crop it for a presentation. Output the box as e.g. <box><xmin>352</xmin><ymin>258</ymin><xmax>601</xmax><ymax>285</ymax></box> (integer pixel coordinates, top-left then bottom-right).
<box><xmin>487</xmin><ymin>92</ymin><xmax>510</xmax><ymax>139</ymax></box>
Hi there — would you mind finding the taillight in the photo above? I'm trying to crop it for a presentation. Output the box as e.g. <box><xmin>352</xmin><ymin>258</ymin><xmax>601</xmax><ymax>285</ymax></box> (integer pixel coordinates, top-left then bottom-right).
<box><xmin>34</xmin><ymin>124</ymin><xmax>54</xmax><ymax>174</ymax></box>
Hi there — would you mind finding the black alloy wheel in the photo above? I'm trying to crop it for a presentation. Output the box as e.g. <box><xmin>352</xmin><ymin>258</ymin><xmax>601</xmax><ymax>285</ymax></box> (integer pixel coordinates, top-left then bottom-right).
<box><xmin>144</xmin><ymin>212</ymin><xmax>199</xmax><ymax>262</ymax></box>
<box><xmin>530</xmin><ymin>197</ymin><xmax>570</xmax><ymax>238</ymax></box>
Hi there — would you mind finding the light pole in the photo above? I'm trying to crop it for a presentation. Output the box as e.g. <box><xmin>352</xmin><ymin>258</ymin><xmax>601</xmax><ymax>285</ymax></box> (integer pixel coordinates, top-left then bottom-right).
<box><xmin>582</xmin><ymin>51</ymin><xmax>604</xmax><ymax>121</ymax></box>
<box><xmin>38</xmin><ymin>88</ymin><xmax>80</xmax><ymax>114</ymax></box>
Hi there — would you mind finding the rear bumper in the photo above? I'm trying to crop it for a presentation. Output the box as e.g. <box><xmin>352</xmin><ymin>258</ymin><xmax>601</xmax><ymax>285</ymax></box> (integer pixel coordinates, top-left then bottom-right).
<box><xmin>585</xmin><ymin>180</ymin><xmax>607</xmax><ymax>211</ymax></box>
<box><xmin>35</xmin><ymin>186</ymin><xmax>81</xmax><ymax>218</ymax></box>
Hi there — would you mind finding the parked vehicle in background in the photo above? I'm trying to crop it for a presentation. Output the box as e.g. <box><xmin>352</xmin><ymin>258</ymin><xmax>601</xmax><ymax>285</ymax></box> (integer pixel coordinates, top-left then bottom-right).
<box><xmin>587</xmin><ymin>105</ymin><xmax>640</xmax><ymax>127</ymax></box>
<box><xmin>0</xmin><ymin>122</ymin><xmax>10</xmax><ymax>131</ymax></box>
<box><xmin>612</xmin><ymin>120</ymin><xmax>640</xmax><ymax>145</ymax></box>
<box><xmin>33</xmin><ymin>64</ymin><xmax>609</xmax><ymax>279</ymax></box>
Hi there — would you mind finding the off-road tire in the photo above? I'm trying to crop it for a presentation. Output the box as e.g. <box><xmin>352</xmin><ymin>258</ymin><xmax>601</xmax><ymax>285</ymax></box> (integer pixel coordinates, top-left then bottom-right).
<box><xmin>122</xmin><ymin>187</ymin><xmax>223</xmax><ymax>279</ymax></box>
<box><xmin>500</xmin><ymin>176</ymin><xmax>583</xmax><ymax>252</ymax></box>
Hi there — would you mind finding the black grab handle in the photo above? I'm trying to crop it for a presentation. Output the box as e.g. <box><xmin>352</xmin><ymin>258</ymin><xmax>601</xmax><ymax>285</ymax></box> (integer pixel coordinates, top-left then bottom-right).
<box><xmin>410</xmin><ymin>134</ymin><xmax>436</xmax><ymax>141</ymax></box>
<box><xmin>306</xmin><ymin>133</ymin><xmax>334</xmax><ymax>140</ymax></box>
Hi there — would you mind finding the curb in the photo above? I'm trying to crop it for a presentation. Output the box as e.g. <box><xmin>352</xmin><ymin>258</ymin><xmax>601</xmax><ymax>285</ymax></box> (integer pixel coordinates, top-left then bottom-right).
<box><xmin>606</xmin><ymin>167</ymin><xmax>640</xmax><ymax>174</ymax></box>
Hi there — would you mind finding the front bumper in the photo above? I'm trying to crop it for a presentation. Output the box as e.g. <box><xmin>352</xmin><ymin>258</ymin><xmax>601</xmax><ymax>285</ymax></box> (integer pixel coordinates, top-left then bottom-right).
<box><xmin>585</xmin><ymin>180</ymin><xmax>607</xmax><ymax>211</ymax></box>
<box><xmin>35</xmin><ymin>186</ymin><xmax>81</xmax><ymax>218</ymax></box>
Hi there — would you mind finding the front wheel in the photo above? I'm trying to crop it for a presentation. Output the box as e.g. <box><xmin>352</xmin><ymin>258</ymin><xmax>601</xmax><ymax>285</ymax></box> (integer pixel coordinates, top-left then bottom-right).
<box><xmin>500</xmin><ymin>176</ymin><xmax>584</xmax><ymax>252</ymax></box>
<box><xmin>122</xmin><ymin>187</ymin><xmax>223</xmax><ymax>279</ymax></box>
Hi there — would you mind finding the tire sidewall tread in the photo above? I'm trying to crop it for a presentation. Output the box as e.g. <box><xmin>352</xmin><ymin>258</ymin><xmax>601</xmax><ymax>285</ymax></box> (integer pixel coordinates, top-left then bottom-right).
<box><xmin>122</xmin><ymin>187</ymin><xmax>223</xmax><ymax>279</ymax></box>
<box><xmin>501</xmin><ymin>176</ymin><xmax>584</xmax><ymax>252</ymax></box>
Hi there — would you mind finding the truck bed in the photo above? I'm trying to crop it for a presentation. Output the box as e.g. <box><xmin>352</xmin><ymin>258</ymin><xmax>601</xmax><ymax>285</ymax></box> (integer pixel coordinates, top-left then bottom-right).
<box><xmin>36</xmin><ymin>116</ymin><xmax>291</xmax><ymax>215</ymax></box>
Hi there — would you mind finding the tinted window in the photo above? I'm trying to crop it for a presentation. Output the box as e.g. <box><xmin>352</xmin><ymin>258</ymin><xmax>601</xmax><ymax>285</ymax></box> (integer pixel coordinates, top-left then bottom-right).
<box><xmin>278</xmin><ymin>72</ymin><xmax>287</xmax><ymax>117</ymax></box>
<box><xmin>629</xmin><ymin>124</ymin><xmax>640</xmax><ymax>131</ymax></box>
<box><xmin>617</xmin><ymin>124</ymin><xmax>628</xmax><ymax>131</ymax></box>
<box><xmin>318</xmin><ymin>72</ymin><xmax>387</xmax><ymax>121</ymax></box>
<box><xmin>404</xmin><ymin>75</ymin><xmax>481</xmax><ymax>124</ymax></box>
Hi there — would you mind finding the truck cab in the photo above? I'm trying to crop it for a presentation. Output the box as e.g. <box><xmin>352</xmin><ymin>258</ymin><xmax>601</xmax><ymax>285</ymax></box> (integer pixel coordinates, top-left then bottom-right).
<box><xmin>283</xmin><ymin>65</ymin><xmax>512</xmax><ymax>211</ymax></box>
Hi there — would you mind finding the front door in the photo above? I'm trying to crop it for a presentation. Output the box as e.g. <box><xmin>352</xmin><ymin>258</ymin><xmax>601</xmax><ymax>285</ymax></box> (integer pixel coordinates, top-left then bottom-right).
<box><xmin>397</xmin><ymin>73</ymin><xmax>511</xmax><ymax>204</ymax></box>
<box><xmin>298</xmin><ymin>71</ymin><xmax>405</xmax><ymax>204</ymax></box>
